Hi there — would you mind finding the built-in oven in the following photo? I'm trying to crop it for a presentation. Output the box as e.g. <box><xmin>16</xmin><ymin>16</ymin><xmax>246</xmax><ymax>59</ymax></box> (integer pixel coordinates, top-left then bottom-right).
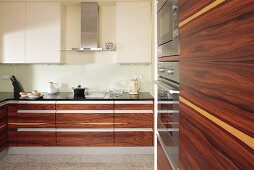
<box><xmin>155</xmin><ymin>62</ymin><xmax>179</xmax><ymax>170</ymax></box>
<box><xmin>157</xmin><ymin>0</ymin><xmax>179</xmax><ymax>57</ymax></box>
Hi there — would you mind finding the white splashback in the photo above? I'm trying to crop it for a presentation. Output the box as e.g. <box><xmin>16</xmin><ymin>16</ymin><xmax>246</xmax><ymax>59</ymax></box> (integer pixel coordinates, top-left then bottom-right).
<box><xmin>0</xmin><ymin>64</ymin><xmax>151</xmax><ymax>93</ymax></box>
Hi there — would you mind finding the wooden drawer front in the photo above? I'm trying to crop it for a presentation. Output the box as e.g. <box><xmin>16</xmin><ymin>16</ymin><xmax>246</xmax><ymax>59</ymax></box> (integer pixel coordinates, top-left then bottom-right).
<box><xmin>57</xmin><ymin>131</ymin><xmax>114</xmax><ymax>146</ymax></box>
<box><xmin>56</xmin><ymin>113</ymin><xmax>114</xmax><ymax>128</ymax></box>
<box><xmin>157</xmin><ymin>139</ymin><xmax>172</xmax><ymax>170</ymax></box>
<box><xmin>16</xmin><ymin>111</ymin><xmax>55</xmax><ymax>128</ymax></box>
<box><xmin>18</xmin><ymin>128</ymin><xmax>56</xmax><ymax>146</ymax></box>
<box><xmin>114</xmin><ymin>101</ymin><xmax>153</xmax><ymax>110</ymax></box>
<box><xmin>18</xmin><ymin>104</ymin><xmax>55</xmax><ymax>110</ymax></box>
<box><xmin>56</xmin><ymin>101</ymin><xmax>114</xmax><ymax>110</ymax></box>
<box><xmin>8</xmin><ymin>105</ymin><xmax>17</xmax><ymax>130</ymax></box>
<box><xmin>115</xmin><ymin>113</ymin><xmax>153</xmax><ymax>128</ymax></box>
<box><xmin>0</xmin><ymin>124</ymin><xmax>7</xmax><ymax>152</ymax></box>
<box><xmin>115</xmin><ymin>131</ymin><xmax>153</xmax><ymax>146</ymax></box>
<box><xmin>8</xmin><ymin>131</ymin><xmax>17</xmax><ymax>146</ymax></box>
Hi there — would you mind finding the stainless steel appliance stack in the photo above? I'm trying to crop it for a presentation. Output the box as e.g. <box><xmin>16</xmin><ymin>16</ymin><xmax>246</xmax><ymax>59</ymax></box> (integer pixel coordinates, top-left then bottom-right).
<box><xmin>155</xmin><ymin>0</ymin><xmax>180</xmax><ymax>169</ymax></box>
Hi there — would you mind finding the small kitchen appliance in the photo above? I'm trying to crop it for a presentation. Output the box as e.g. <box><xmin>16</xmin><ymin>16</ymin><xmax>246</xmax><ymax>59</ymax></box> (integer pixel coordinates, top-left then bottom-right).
<box><xmin>47</xmin><ymin>82</ymin><xmax>58</xmax><ymax>94</ymax></box>
<box><xmin>72</xmin><ymin>85</ymin><xmax>87</xmax><ymax>98</ymax></box>
<box><xmin>129</xmin><ymin>79</ymin><xmax>141</xmax><ymax>95</ymax></box>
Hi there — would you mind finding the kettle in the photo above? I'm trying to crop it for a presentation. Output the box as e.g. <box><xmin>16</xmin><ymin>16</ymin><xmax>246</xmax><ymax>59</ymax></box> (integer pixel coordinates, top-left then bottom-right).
<box><xmin>129</xmin><ymin>79</ymin><xmax>141</xmax><ymax>95</ymax></box>
<box><xmin>47</xmin><ymin>82</ymin><xmax>58</xmax><ymax>94</ymax></box>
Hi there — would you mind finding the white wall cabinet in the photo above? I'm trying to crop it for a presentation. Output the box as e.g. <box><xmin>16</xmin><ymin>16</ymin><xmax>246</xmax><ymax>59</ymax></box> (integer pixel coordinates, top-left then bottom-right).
<box><xmin>0</xmin><ymin>2</ymin><xmax>26</xmax><ymax>63</ymax></box>
<box><xmin>26</xmin><ymin>2</ymin><xmax>65</xmax><ymax>63</ymax></box>
<box><xmin>116</xmin><ymin>2</ymin><xmax>151</xmax><ymax>64</ymax></box>
<box><xmin>0</xmin><ymin>2</ymin><xmax>65</xmax><ymax>64</ymax></box>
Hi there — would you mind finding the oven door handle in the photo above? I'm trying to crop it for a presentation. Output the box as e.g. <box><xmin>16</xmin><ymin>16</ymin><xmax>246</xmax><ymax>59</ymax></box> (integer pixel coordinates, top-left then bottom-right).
<box><xmin>154</xmin><ymin>81</ymin><xmax>179</xmax><ymax>94</ymax></box>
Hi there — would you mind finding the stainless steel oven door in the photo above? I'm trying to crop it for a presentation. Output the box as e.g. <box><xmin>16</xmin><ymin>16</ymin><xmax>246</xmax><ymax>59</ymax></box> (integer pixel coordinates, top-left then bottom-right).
<box><xmin>156</xmin><ymin>80</ymin><xmax>179</xmax><ymax>170</ymax></box>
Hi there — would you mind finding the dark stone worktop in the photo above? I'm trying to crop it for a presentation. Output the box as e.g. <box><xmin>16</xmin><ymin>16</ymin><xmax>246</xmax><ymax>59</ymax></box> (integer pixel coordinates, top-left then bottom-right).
<box><xmin>0</xmin><ymin>92</ymin><xmax>154</xmax><ymax>103</ymax></box>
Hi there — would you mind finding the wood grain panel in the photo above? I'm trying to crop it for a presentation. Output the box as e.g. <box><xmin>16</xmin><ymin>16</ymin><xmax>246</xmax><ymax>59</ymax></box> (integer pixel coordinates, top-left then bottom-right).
<box><xmin>18</xmin><ymin>131</ymin><xmax>56</xmax><ymax>146</ymax></box>
<box><xmin>56</xmin><ymin>104</ymin><xmax>113</xmax><ymax>110</ymax></box>
<box><xmin>180</xmin><ymin>0</ymin><xmax>254</xmax><ymax>137</ymax></box>
<box><xmin>114</xmin><ymin>132</ymin><xmax>153</xmax><ymax>146</ymax></box>
<box><xmin>56</xmin><ymin>113</ymin><xmax>113</xmax><ymax>128</ymax></box>
<box><xmin>179</xmin><ymin>0</ymin><xmax>254</xmax><ymax>168</ymax></box>
<box><xmin>16</xmin><ymin>113</ymin><xmax>55</xmax><ymax>128</ymax></box>
<box><xmin>179</xmin><ymin>103</ymin><xmax>254</xmax><ymax>169</ymax></box>
<box><xmin>114</xmin><ymin>113</ymin><xmax>153</xmax><ymax>128</ymax></box>
<box><xmin>18</xmin><ymin>104</ymin><xmax>55</xmax><ymax>110</ymax></box>
<box><xmin>114</xmin><ymin>104</ymin><xmax>153</xmax><ymax>110</ymax></box>
<box><xmin>8</xmin><ymin>131</ymin><xmax>17</xmax><ymax>146</ymax></box>
<box><xmin>179</xmin><ymin>0</ymin><xmax>215</xmax><ymax>22</ymax></box>
<box><xmin>57</xmin><ymin>132</ymin><xmax>113</xmax><ymax>146</ymax></box>
<box><xmin>157</xmin><ymin>139</ymin><xmax>172</xmax><ymax>170</ymax></box>
<box><xmin>0</xmin><ymin>106</ymin><xmax>7</xmax><ymax>152</ymax></box>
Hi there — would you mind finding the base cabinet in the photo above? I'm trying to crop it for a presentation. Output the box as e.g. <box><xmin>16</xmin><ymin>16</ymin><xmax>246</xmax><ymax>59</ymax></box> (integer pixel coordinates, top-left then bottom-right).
<box><xmin>6</xmin><ymin>100</ymin><xmax>154</xmax><ymax>147</ymax></box>
<box><xmin>18</xmin><ymin>130</ymin><xmax>56</xmax><ymax>146</ymax></box>
<box><xmin>115</xmin><ymin>131</ymin><xmax>153</xmax><ymax>146</ymax></box>
<box><xmin>0</xmin><ymin>105</ymin><xmax>7</xmax><ymax>152</ymax></box>
<box><xmin>57</xmin><ymin>131</ymin><xmax>114</xmax><ymax>146</ymax></box>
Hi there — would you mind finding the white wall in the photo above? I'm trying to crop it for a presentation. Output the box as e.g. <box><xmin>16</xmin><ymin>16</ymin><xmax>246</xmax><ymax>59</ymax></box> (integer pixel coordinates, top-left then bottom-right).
<box><xmin>0</xmin><ymin>64</ymin><xmax>151</xmax><ymax>93</ymax></box>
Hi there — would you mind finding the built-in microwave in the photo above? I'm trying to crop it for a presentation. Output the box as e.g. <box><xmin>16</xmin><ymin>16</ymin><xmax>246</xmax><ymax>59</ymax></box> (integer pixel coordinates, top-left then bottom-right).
<box><xmin>157</xmin><ymin>0</ymin><xmax>179</xmax><ymax>57</ymax></box>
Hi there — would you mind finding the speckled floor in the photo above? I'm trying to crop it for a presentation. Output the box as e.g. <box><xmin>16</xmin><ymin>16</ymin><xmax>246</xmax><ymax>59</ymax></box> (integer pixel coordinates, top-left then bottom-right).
<box><xmin>0</xmin><ymin>154</ymin><xmax>153</xmax><ymax>170</ymax></box>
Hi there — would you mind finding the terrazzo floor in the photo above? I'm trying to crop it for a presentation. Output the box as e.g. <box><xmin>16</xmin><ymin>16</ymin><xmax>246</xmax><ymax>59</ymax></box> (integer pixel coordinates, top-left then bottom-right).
<box><xmin>0</xmin><ymin>154</ymin><xmax>153</xmax><ymax>170</ymax></box>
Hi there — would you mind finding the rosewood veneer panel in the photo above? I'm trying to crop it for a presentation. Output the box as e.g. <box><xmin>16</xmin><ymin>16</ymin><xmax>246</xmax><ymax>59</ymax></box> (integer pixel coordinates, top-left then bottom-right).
<box><xmin>56</xmin><ymin>104</ymin><xmax>113</xmax><ymax>110</ymax></box>
<box><xmin>18</xmin><ymin>131</ymin><xmax>56</xmax><ymax>146</ymax></box>
<box><xmin>56</xmin><ymin>113</ymin><xmax>114</xmax><ymax>128</ymax></box>
<box><xmin>179</xmin><ymin>0</ymin><xmax>215</xmax><ymax>22</ymax></box>
<box><xmin>179</xmin><ymin>0</ymin><xmax>254</xmax><ymax>168</ymax></box>
<box><xmin>57</xmin><ymin>132</ymin><xmax>114</xmax><ymax>146</ymax></box>
<box><xmin>180</xmin><ymin>0</ymin><xmax>254</xmax><ymax>137</ymax></box>
<box><xmin>18</xmin><ymin>104</ymin><xmax>55</xmax><ymax>110</ymax></box>
<box><xmin>17</xmin><ymin>113</ymin><xmax>55</xmax><ymax>128</ymax></box>
<box><xmin>114</xmin><ymin>113</ymin><xmax>153</xmax><ymax>128</ymax></box>
<box><xmin>114</xmin><ymin>104</ymin><xmax>153</xmax><ymax>110</ymax></box>
<box><xmin>179</xmin><ymin>103</ymin><xmax>254</xmax><ymax>169</ymax></box>
<box><xmin>114</xmin><ymin>132</ymin><xmax>153</xmax><ymax>146</ymax></box>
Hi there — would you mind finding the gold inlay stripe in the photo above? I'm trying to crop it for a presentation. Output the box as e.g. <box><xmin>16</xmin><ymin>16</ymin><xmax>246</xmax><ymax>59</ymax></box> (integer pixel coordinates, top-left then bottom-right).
<box><xmin>0</xmin><ymin>124</ymin><xmax>6</xmax><ymax>129</ymax></box>
<box><xmin>180</xmin><ymin>96</ymin><xmax>254</xmax><ymax>149</ymax></box>
<box><xmin>179</xmin><ymin>0</ymin><xmax>226</xmax><ymax>27</ymax></box>
<box><xmin>8</xmin><ymin>123</ymin><xmax>46</xmax><ymax>125</ymax></box>
<box><xmin>78</xmin><ymin>123</ymin><xmax>127</xmax><ymax>125</ymax></box>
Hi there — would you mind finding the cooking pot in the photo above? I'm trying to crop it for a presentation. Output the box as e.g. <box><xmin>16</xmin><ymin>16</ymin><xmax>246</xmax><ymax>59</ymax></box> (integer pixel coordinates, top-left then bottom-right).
<box><xmin>72</xmin><ymin>85</ymin><xmax>87</xmax><ymax>96</ymax></box>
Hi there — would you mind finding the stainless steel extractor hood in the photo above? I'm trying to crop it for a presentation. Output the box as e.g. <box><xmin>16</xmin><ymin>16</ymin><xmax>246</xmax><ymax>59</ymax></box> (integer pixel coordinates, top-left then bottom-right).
<box><xmin>72</xmin><ymin>2</ymin><xmax>102</xmax><ymax>52</ymax></box>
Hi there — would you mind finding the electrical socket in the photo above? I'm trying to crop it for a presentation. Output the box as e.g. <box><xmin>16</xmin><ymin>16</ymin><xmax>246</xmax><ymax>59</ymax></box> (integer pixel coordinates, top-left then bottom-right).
<box><xmin>137</xmin><ymin>74</ymin><xmax>143</xmax><ymax>80</ymax></box>
<box><xmin>1</xmin><ymin>74</ymin><xmax>10</xmax><ymax>80</ymax></box>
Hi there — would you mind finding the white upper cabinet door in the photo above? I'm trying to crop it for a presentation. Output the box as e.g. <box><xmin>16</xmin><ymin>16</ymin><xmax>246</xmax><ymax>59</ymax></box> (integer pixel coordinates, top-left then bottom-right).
<box><xmin>26</xmin><ymin>2</ymin><xmax>62</xmax><ymax>63</ymax></box>
<box><xmin>0</xmin><ymin>2</ymin><xmax>26</xmax><ymax>63</ymax></box>
<box><xmin>116</xmin><ymin>2</ymin><xmax>152</xmax><ymax>64</ymax></box>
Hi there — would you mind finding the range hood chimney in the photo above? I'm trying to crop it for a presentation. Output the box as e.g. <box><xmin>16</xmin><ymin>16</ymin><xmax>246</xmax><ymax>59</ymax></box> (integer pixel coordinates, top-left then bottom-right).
<box><xmin>72</xmin><ymin>2</ymin><xmax>102</xmax><ymax>52</ymax></box>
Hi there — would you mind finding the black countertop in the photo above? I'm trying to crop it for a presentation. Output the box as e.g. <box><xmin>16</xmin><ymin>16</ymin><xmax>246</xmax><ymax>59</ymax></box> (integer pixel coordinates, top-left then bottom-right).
<box><xmin>0</xmin><ymin>92</ymin><xmax>154</xmax><ymax>103</ymax></box>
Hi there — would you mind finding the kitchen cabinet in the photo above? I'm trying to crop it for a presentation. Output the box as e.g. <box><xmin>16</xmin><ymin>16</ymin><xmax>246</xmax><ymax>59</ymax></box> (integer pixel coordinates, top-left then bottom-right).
<box><xmin>116</xmin><ymin>2</ymin><xmax>151</xmax><ymax>64</ymax></box>
<box><xmin>7</xmin><ymin>104</ymin><xmax>18</xmax><ymax>146</ymax></box>
<box><xmin>114</xmin><ymin>101</ymin><xmax>154</xmax><ymax>146</ymax></box>
<box><xmin>6</xmin><ymin>100</ymin><xmax>154</xmax><ymax>147</ymax></box>
<box><xmin>0</xmin><ymin>104</ymin><xmax>7</xmax><ymax>153</ymax></box>
<box><xmin>56</xmin><ymin>101</ymin><xmax>114</xmax><ymax>146</ymax></box>
<box><xmin>25</xmin><ymin>2</ymin><xmax>65</xmax><ymax>63</ymax></box>
<box><xmin>13</xmin><ymin>102</ymin><xmax>56</xmax><ymax>146</ymax></box>
<box><xmin>0</xmin><ymin>2</ymin><xmax>65</xmax><ymax>64</ymax></box>
<box><xmin>0</xmin><ymin>2</ymin><xmax>26</xmax><ymax>63</ymax></box>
